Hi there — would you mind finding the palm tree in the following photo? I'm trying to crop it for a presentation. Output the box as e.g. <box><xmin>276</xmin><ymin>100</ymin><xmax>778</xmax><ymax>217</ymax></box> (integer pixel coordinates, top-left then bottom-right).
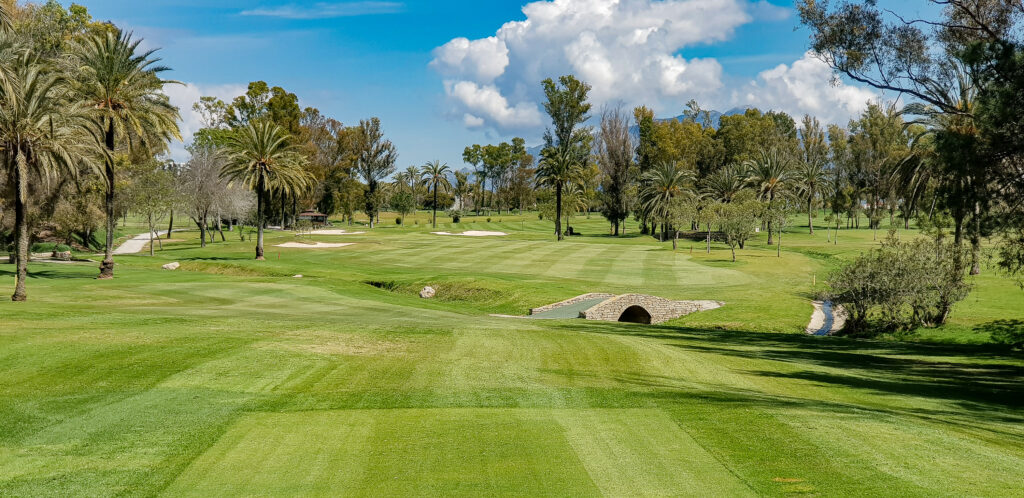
<box><xmin>222</xmin><ymin>121</ymin><xmax>309</xmax><ymax>260</ymax></box>
<box><xmin>536</xmin><ymin>145</ymin><xmax>585</xmax><ymax>241</ymax></box>
<box><xmin>744</xmin><ymin>148</ymin><xmax>794</xmax><ymax>244</ymax></box>
<box><xmin>0</xmin><ymin>3</ymin><xmax>10</xmax><ymax>33</ymax></box>
<box><xmin>73</xmin><ymin>29</ymin><xmax>181</xmax><ymax>279</ymax></box>
<box><xmin>794</xmin><ymin>158</ymin><xmax>833</xmax><ymax>234</ymax></box>
<box><xmin>702</xmin><ymin>163</ymin><xmax>746</xmax><ymax>203</ymax></box>
<box><xmin>421</xmin><ymin>160</ymin><xmax>452</xmax><ymax>228</ymax></box>
<box><xmin>0</xmin><ymin>53</ymin><xmax>91</xmax><ymax>301</ymax></box>
<box><xmin>640</xmin><ymin>161</ymin><xmax>692</xmax><ymax>241</ymax></box>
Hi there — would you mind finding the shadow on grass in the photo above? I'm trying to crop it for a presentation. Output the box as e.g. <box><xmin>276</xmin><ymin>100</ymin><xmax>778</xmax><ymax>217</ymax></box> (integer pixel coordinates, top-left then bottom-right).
<box><xmin>557</xmin><ymin>321</ymin><xmax>1024</xmax><ymax>411</ymax></box>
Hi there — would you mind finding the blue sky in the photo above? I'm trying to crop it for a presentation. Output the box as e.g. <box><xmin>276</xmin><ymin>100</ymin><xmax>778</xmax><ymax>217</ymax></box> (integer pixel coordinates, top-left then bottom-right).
<box><xmin>72</xmin><ymin>0</ymin><xmax>933</xmax><ymax>167</ymax></box>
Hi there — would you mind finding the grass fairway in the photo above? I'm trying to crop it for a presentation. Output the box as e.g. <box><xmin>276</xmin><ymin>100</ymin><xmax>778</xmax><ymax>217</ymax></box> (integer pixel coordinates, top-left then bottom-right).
<box><xmin>1</xmin><ymin>215</ymin><xmax>1022</xmax><ymax>496</ymax></box>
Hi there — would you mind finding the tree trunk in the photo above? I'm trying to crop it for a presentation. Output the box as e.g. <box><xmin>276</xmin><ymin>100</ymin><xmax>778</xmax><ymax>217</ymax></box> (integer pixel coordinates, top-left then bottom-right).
<box><xmin>99</xmin><ymin>120</ymin><xmax>116</xmax><ymax>279</ymax></box>
<box><xmin>766</xmin><ymin>195</ymin><xmax>775</xmax><ymax>245</ymax></box>
<box><xmin>148</xmin><ymin>213</ymin><xmax>155</xmax><ymax>257</ymax></box>
<box><xmin>731</xmin><ymin>246</ymin><xmax>736</xmax><ymax>262</ymax></box>
<box><xmin>777</xmin><ymin>231</ymin><xmax>782</xmax><ymax>258</ymax></box>
<box><xmin>970</xmin><ymin>200</ymin><xmax>981</xmax><ymax>275</ymax></box>
<box><xmin>256</xmin><ymin>181</ymin><xmax>265</xmax><ymax>260</ymax></box>
<box><xmin>12</xmin><ymin>154</ymin><xmax>28</xmax><ymax>301</ymax></box>
<box><xmin>432</xmin><ymin>185</ymin><xmax>438</xmax><ymax>228</ymax></box>
<box><xmin>167</xmin><ymin>209</ymin><xmax>174</xmax><ymax>238</ymax></box>
<box><xmin>672</xmin><ymin>230</ymin><xmax>678</xmax><ymax>251</ymax></box>
<box><xmin>706</xmin><ymin>223</ymin><xmax>711</xmax><ymax>254</ymax></box>
<box><xmin>280</xmin><ymin>191</ymin><xmax>286</xmax><ymax>229</ymax></box>
<box><xmin>808</xmin><ymin>197</ymin><xmax>814</xmax><ymax>235</ymax></box>
<box><xmin>555</xmin><ymin>182</ymin><xmax>563</xmax><ymax>241</ymax></box>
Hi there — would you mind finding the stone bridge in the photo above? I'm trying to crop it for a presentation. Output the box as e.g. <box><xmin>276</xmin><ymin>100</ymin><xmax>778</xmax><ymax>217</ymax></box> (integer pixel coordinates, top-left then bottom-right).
<box><xmin>531</xmin><ymin>293</ymin><xmax>723</xmax><ymax>325</ymax></box>
<box><xmin>581</xmin><ymin>294</ymin><xmax>723</xmax><ymax>324</ymax></box>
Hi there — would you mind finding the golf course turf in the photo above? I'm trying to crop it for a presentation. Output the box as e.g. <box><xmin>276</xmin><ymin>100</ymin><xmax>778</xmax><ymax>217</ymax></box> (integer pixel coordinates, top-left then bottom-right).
<box><xmin>1</xmin><ymin>213</ymin><xmax>1022</xmax><ymax>496</ymax></box>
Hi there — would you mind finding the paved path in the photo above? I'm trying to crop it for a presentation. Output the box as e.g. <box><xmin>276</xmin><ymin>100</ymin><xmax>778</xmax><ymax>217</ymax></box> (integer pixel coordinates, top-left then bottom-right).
<box><xmin>113</xmin><ymin>230</ymin><xmax>174</xmax><ymax>255</ymax></box>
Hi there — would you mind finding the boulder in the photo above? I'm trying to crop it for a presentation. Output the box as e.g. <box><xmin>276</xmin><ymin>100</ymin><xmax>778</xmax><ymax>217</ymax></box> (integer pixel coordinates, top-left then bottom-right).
<box><xmin>162</xmin><ymin>262</ymin><xmax>180</xmax><ymax>271</ymax></box>
<box><xmin>293</xmin><ymin>274</ymin><xmax>304</xmax><ymax>278</ymax></box>
<box><xmin>419</xmin><ymin>286</ymin><xmax>436</xmax><ymax>299</ymax></box>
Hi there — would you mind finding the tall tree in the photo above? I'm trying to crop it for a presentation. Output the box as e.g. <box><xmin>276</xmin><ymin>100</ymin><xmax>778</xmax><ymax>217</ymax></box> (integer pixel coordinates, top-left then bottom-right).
<box><xmin>73</xmin><ymin>29</ymin><xmax>181</xmax><ymax>279</ymax></box>
<box><xmin>354</xmin><ymin>117</ymin><xmax>396</xmax><ymax>227</ymax></box>
<box><xmin>796</xmin><ymin>115</ymin><xmax>832</xmax><ymax>234</ymax></box>
<box><xmin>421</xmin><ymin>160</ymin><xmax>452</xmax><ymax>228</ymax></box>
<box><xmin>744</xmin><ymin>148</ymin><xmax>794</xmax><ymax>245</ymax></box>
<box><xmin>597</xmin><ymin>105</ymin><xmax>634</xmax><ymax>235</ymax></box>
<box><xmin>0</xmin><ymin>51</ymin><xmax>88</xmax><ymax>301</ymax></box>
<box><xmin>538</xmin><ymin>75</ymin><xmax>591</xmax><ymax>241</ymax></box>
<box><xmin>179</xmin><ymin>146</ymin><xmax>228</xmax><ymax>248</ymax></box>
<box><xmin>222</xmin><ymin>121</ymin><xmax>308</xmax><ymax>260</ymax></box>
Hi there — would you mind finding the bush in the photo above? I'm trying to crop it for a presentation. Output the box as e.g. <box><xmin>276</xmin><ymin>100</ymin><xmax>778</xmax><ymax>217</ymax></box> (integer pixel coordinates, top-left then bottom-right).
<box><xmin>395</xmin><ymin>217</ymin><xmax>403</xmax><ymax>225</ymax></box>
<box><xmin>53</xmin><ymin>244</ymin><xmax>71</xmax><ymax>253</ymax></box>
<box><xmin>828</xmin><ymin>231</ymin><xmax>972</xmax><ymax>334</ymax></box>
<box><xmin>447</xmin><ymin>209</ymin><xmax>462</xmax><ymax>223</ymax></box>
<box><xmin>486</xmin><ymin>217</ymin><xmax>492</xmax><ymax>223</ymax></box>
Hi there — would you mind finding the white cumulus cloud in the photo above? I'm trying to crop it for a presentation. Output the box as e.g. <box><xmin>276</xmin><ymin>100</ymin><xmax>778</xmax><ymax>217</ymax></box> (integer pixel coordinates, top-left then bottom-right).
<box><xmin>163</xmin><ymin>82</ymin><xmax>247</xmax><ymax>161</ymax></box>
<box><xmin>735</xmin><ymin>52</ymin><xmax>880</xmax><ymax>126</ymax></box>
<box><xmin>431</xmin><ymin>0</ymin><xmax>752</xmax><ymax>134</ymax></box>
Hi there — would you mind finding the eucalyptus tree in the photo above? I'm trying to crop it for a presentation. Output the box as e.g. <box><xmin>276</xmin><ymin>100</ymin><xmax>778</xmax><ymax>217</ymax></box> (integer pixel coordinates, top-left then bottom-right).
<box><xmin>354</xmin><ymin>117</ymin><xmax>396</xmax><ymax>227</ymax></box>
<box><xmin>744</xmin><ymin>148</ymin><xmax>794</xmax><ymax>245</ymax></box>
<box><xmin>180</xmin><ymin>146</ymin><xmax>229</xmax><ymax>248</ymax></box>
<box><xmin>222</xmin><ymin>121</ymin><xmax>308</xmax><ymax>260</ymax></box>
<box><xmin>538</xmin><ymin>75</ymin><xmax>592</xmax><ymax>241</ymax></box>
<box><xmin>73</xmin><ymin>29</ymin><xmax>181</xmax><ymax>279</ymax></box>
<box><xmin>797</xmin><ymin>115</ymin><xmax>831</xmax><ymax>234</ymax></box>
<box><xmin>597</xmin><ymin>104</ymin><xmax>634</xmax><ymax>235</ymax></box>
<box><xmin>640</xmin><ymin>161</ymin><xmax>692</xmax><ymax>242</ymax></box>
<box><xmin>421</xmin><ymin>160</ymin><xmax>452</xmax><ymax>228</ymax></box>
<box><xmin>0</xmin><ymin>52</ymin><xmax>91</xmax><ymax>301</ymax></box>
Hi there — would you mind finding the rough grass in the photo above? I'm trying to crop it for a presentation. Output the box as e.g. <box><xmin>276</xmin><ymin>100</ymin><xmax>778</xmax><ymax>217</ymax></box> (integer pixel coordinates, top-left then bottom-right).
<box><xmin>0</xmin><ymin>212</ymin><xmax>1021</xmax><ymax>496</ymax></box>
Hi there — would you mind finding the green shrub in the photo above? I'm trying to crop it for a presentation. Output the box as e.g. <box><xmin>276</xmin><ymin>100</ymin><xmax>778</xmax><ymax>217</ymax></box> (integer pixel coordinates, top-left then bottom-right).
<box><xmin>828</xmin><ymin>231</ymin><xmax>972</xmax><ymax>334</ymax></box>
<box><xmin>395</xmin><ymin>217</ymin><xmax>403</xmax><ymax>225</ymax></box>
<box><xmin>54</xmin><ymin>244</ymin><xmax>71</xmax><ymax>253</ymax></box>
<box><xmin>486</xmin><ymin>217</ymin><xmax>492</xmax><ymax>223</ymax></box>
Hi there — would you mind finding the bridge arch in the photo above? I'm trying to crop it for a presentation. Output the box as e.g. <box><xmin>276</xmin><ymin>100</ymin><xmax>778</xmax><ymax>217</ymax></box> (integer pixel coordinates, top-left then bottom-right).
<box><xmin>618</xmin><ymin>305</ymin><xmax>652</xmax><ymax>324</ymax></box>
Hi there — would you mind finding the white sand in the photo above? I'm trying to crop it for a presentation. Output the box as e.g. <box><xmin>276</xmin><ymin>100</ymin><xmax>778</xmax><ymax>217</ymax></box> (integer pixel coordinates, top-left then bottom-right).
<box><xmin>309</xmin><ymin>229</ymin><xmax>365</xmax><ymax>235</ymax></box>
<box><xmin>431</xmin><ymin>231</ymin><xmax>507</xmax><ymax>237</ymax></box>
<box><xmin>275</xmin><ymin>242</ymin><xmax>353</xmax><ymax>249</ymax></box>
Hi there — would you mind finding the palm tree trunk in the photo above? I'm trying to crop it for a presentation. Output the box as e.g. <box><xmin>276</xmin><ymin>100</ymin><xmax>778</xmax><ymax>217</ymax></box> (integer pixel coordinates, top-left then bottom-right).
<box><xmin>432</xmin><ymin>184</ymin><xmax>438</xmax><ymax>228</ymax></box>
<box><xmin>256</xmin><ymin>181</ymin><xmax>265</xmax><ymax>260</ymax></box>
<box><xmin>808</xmin><ymin>196</ymin><xmax>814</xmax><ymax>235</ymax></box>
<box><xmin>555</xmin><ymin>182</ymin><xmax>563</xmax><ymax>241</ymax></box>
<box><xmin>99</xmin><ymin>120</ymin><xmax>116</xmax><ymax>279</ymax></box>
<box><xmin>12</xmin><ymin>154</ymin><xmax>28</xmax><ymax>302</ymax></box>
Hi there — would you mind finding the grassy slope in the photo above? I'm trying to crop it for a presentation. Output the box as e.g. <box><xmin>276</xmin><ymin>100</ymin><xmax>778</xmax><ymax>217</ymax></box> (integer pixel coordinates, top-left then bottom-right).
<box><xmin>0</xmin><ymin>213</ymin><xmax>1021</xmax><ymax>496</ymax></box>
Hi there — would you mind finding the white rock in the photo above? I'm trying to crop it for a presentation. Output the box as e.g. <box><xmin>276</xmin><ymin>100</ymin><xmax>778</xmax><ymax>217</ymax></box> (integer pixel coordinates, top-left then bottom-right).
<box><xmin>293</xmin><ymin>274</ymin><xmax>304</xmax><ymax>278</ymax></box>
<box><xmin>420</xmin><ymin>286</ymin><xmax>436</xmax><ymax>299</ymax></box>
<box><xmin>162</xmin><ymin>262</ymin><xmax>180</xmax><ymax>271</ymax></box>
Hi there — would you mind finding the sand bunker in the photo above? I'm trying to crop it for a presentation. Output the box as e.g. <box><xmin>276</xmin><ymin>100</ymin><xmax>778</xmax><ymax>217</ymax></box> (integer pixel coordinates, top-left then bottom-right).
<box><xmin>275</xmin><ymin>242</ymin><xmax>353</xmax><ymax>249</ymax></box>
<box><xmin>431</xmin><ymin>231</ymin><xmax>507</xmax><ymax>237</ymax></box>
<box><xmin>309</xmin><ymin>229</ymin><xmax>365</xmax><ymax>235</ymax></box>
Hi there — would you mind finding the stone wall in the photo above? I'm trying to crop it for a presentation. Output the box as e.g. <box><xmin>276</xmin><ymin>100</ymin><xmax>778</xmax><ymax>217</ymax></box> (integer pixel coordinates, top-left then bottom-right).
<box><xmin>529</xmin><ymin>293</ymin><xmax>616</xmax><ymax>315</ymax></box>
<box><xmin>582</xmin><ymin>294</ymin><xmax>723</xmax><ymax>324</ymax></box>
